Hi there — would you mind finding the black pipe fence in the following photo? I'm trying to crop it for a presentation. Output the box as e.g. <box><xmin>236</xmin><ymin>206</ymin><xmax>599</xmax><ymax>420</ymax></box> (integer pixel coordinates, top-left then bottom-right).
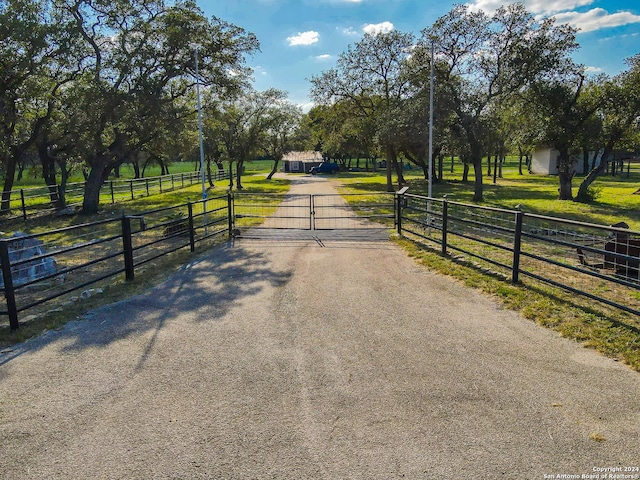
<box><xmin>397</xmin><ymin>192</ymin><xmax>640</xmax><ymax>318</ymax></box>
<box><xmin>0</xmin><ymin>193</ymin><xmax>231</xmax><ymax>330</ymax></box>
<box><xmin>0</xmin><ymin>169</ymin><xmax>229</xmax><ymax>223</ymax></box>
<box><xmin>3</xmin><ymin>189</ymin><xmax>639</xmax><ymax>331</ymax></box>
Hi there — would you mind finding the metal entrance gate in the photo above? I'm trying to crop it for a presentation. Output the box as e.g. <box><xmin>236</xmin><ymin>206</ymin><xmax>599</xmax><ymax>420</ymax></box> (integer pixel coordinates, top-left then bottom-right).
<box><xmin>232</xmin><ymin>193</ymin><xmax>396</xmax><ymax>233</ymax></box>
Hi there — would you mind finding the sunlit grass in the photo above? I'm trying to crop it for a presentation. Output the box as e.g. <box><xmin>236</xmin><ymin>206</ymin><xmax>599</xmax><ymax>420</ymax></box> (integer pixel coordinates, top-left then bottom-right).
<box><xmin>396</xmin><ymin>237</ymin><xmax>640</xmax><ymax>371</ymax></box>
<box><xmin>339</xmin><ymin>161</ymin><xmax>640</xmax><ymax>229</ymax></box>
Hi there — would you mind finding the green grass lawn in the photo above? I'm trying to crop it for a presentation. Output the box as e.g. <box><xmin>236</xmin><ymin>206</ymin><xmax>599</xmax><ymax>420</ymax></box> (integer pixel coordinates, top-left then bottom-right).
<box><xmin>338</xmin><ymin>159</ymin><xmax>640</xmax><ymax>229</ymax></box>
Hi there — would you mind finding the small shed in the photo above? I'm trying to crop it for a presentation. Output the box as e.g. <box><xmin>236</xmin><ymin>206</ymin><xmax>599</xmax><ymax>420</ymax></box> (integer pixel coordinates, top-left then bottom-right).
<box><xmin>281</xmin><ymin>151</ymin><xmax>323</xmax><ymax>173</ymax></box>
<box><xmin>530</xmin><ymin>147</ymin><xmax>600</xmax><ymax>175</ymax></box>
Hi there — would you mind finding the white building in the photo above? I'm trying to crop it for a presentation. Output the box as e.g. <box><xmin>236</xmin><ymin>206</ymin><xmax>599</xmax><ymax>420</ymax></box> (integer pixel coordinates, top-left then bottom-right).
<box><xmin>530</xmin><ymin>147</ymin><xmax>601</xmax><ymax>175</ymax></box>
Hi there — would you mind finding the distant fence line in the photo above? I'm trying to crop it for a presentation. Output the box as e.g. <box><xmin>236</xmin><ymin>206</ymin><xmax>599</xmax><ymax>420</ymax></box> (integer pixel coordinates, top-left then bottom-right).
<box><xmin>0</xmin><ymin>169</ymin><xmax>229</xmax><ymax>223</ymax></box>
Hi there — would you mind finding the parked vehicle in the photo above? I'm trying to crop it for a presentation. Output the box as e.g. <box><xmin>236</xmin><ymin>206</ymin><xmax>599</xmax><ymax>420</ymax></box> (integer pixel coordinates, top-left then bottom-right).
<box><xmin>309</xmin><ymin>162</ymin><xmax>340</xmax><ymax>175</ymax></box>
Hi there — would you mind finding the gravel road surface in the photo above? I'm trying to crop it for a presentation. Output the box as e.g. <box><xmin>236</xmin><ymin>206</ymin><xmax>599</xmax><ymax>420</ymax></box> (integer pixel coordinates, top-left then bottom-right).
<box><xmin>1</xmin><ymin>175</ymin><xmax>638</xmax><ymax>479</ymax></box>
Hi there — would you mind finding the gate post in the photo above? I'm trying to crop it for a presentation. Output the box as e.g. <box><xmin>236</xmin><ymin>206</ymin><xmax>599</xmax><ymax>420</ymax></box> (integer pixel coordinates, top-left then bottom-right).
<box><xmin>441</xmin><ymin>195</ymin><xmax>448</xmax><ymax>255</ymax></box>
<box><xmin>310</xmin><ymin>194</ymin><xmax>315</xmax><ymax>230</ymax></box>
<box><xmin>396</xmin><ymin>187</ymin><xmax>409</xmax><ymax>235</ymax></box>
<box><xmin>227</xmin><ymin>192</ymin><xmax>234</xmax><ymax>237</ymax></box>
<box><xmin>512</xmin><ymin>208</ymin><xmax>524</xmax><ymax>284</ymax></box>
<box><xmin>188</xmin><ymin>202</ymin><xmax>196</xmax><ymax>252</ymax></box>
<box><xmin>121</xmin><ymin>215</ymin><xmax>135</xmax><ymax>281</ymax></box>
<box><xmin>0</xmin><ymin>240</ymin><xmax>20</xmax><ymax>330</ymax></box>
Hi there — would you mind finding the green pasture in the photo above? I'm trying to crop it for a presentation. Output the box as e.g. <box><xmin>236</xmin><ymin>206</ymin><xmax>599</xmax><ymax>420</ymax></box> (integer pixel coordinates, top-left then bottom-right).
<box><xmin>337</xmin><ymin>157</ymin><xmax>640</xmax><ymax>230</ymax></box>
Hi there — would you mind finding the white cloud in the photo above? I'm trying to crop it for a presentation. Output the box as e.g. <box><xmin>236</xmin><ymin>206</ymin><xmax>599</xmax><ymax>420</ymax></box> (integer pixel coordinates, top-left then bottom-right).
<box><xmin>584</xmin><ymin>65</ymin><xmax>602</xmax><ymax>73</ymax></box>
<box><xmin>467</xmin><ymin>0</ymin><xmax>594</xmax><ymax>15</ymax></box>
<box><xmin>362</xmin><ymin>21</ymin><xmax>394</xmax><ymax>35</ymax></box>
<box><xmin>316</xmin><ymin>54</ymin><xmax>332</xmax><ymax>61</ymax></box>
<box><xmin>297</xmin><ymin>102</ymin><xmax>315</xmax><ymax>113</ymax></box>
<box><xmin>287</xmin><ymin>31</ymin><xmax>320</xmax><ymax>46</ymax></box>
<box><xmin>254</xmin><ymin>65</ymin><xmax>268</xmax><ymax>76</ymax></box>
<box><xmin>341</xmin><ymin>26</ymin><xmax>359</xmax><ymax>36</ymax></box>
<box><xmin>601</xmin><ymin>32</ymin><xmax>639</xmax><ymax>42</ymax></box>
<box><xmin>554</xmin><ymin>8</ymin><xmax>640</xmax><ymax>33</ymax></box>
<box><xmin>465</xmin><ymin>1</ymin><xmax>640</xmax><ymax>33</ymax></box>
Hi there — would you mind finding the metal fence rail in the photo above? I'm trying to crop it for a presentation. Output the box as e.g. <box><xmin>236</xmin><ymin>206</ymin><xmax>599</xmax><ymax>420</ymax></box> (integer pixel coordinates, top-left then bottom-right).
<box><xmin>398</xmin><ymin>192</ymin><xmax>640</xmax><ymax>317</ymax></box>
<box><xmin>0</xmin><ymin>193</ymin><xmax>231</xmax><ymax>330</ymax></box>
<box><xmin>0</xmin><ymin>170</ymin><xmax>229</xmax><ymax>223</ymax></box>
<box><xmin>233</xmin><ymin>193</ymin><xmax>312</xmax><ymax>230</ymax></box>
<box><xmin>313</xmin><ymin>193</ymin><xmax>396</xmax><ymax>230</ymax></box>
<box><xmin>232</xmin><ymin>192</ymin><xmax>396</xmax><ymax>231</ymax></box>
<box><xmin>4</xmin><ymin>188</ymin><xmax>638</xmax><ymax>330</ymax></box>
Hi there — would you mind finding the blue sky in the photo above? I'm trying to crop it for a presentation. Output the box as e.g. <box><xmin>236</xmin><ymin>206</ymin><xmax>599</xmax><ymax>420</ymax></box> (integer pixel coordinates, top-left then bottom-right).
<box><xmin>204</xmin><ymin>0</ymin><xmax>640</xmax><ymax>110</ymax></box>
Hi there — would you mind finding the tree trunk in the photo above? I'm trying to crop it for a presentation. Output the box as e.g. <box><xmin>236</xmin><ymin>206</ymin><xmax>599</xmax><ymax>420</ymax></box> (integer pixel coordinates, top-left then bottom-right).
<box><xmin>393</xmin><ymin>157</ymin><xmax>405</xmax><ymax>186</ymax></box>
<box><xmin>518</xmin><ymin>147</ymin><xmax>524</xmax><ymax>175</ymax></box>
<box><xmin>131</xmin><ymin>158</ymin><xmax>140</xmax><ymax>179</ymax></box>
<box><xmin>57</xmin><ymin>159</ymin><xmax>69</xmax><ymax>210</ymax></box>
<box><xmin>206</xmin><ymin>157</ymin><xmax>214</xmax><ymax>187</ymax></box>
<box><xmin>236</xmin><ymin>160</ymin><xmax>244</xmax><ymax>190</ymax></box>
<box><xmin>421</xmin><ymin>162</ymin><xmax>429</xmax><ymax>180</ymax></box>
<box><xmin>0</xmin><ymin>144</ymin><xmax>30</xmax><ymax>212</ymax></box>
<box><xmin>16</xmin><ymin>160</ymin><xmax>25</xmax><ymax>182</ymax></box>
<box><xmin>472</xmin><ymin>157</ymin><xmax>484</xmax><ymax>202</ymax></box>
<box><xmin>582</xmin><ymin>148</ymin><xmax>589</xmax><ymax>176</ymax></box>
<box><xmin>576</xmin><ymin>148</ymin><xmax>611</xmax><ymax>202</ymax></box>
<box><xmin>82</xmin><ymin>157</ymin><xmax>112</xmax><ymax>213</ymax></box>
<box><xmin>37</xmin><ymin>142</ymin><xmax>63</xmax><ymax>207</ymax></box>
<box><xmin>556</xmin><ymin>148</ymin><xmax>574</xmax><ymax>200</ymax></box>
<box><xmin>385</xmin><ymin>145</ymin><xmax>394</xmax><ymax>192</ymax></box>
<box><xmin>160</xmin><ymin>159</ymin><xmax>169</xmax><ymax>176</ymax></box>
<box><xmin>228</xmin><ymin>161</ymin><xmax>234</xmax><ymax>189</ymax></box>
<box><xmin>462</xmin><ymin>162</ymin><xmax>470</xmax><ymax>182</ymax></box>
<box><xmin>558</xmin><ymin>173</ymin><xmax>573</xmax><ymax>200</ymax></box>
<box><xmin>1</xmin><ymin>155</ymin><xmax>18</xmax><ymax>214</ymax></box>
<box><xmin>266</xmin><ymin>159</ymin><xmax>280</xmax><ymax>180</ymax></box>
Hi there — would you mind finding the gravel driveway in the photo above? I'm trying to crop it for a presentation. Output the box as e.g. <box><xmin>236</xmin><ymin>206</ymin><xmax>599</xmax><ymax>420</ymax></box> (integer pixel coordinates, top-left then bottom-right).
<box><xmin>1</xmin><ymin>175</ymin><xmax>638</xmax><ymax>479</ymax></box>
